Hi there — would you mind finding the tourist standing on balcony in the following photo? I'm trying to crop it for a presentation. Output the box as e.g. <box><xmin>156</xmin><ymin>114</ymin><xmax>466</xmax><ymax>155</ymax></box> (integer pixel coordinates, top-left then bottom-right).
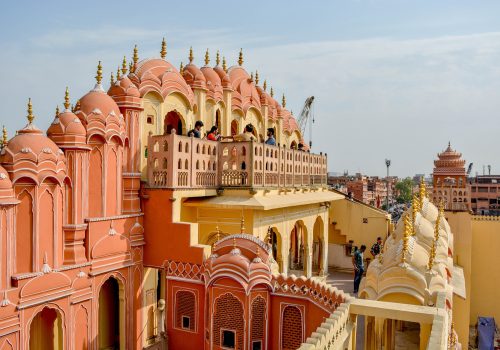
<box><xmin>187</xmin><ymin>121</ymin><xmax>204</xmax><ymax>138</ymax></box>
<box><xmin>298</xmin><ymin>143</ymin><xmax>305</xmax><ymax>151</ymax></box>
<box><xmin>353</xmin><ymin>245</ymin><xmax>366</xmax><ymax>294</ymax></box>
<box><xmin>234</xmin><ymin>124</ymin><xmax>257</xmax><ymax>141</ymax></box>
<box><xmin>265</xmin><ymin>128</ymin><xmax>276</xmax><ymax>145</ymax></box>
<box><xmin>207</xmin><ymin>126</ymin><xmax>220</xmax><ymax>141</ymax></box>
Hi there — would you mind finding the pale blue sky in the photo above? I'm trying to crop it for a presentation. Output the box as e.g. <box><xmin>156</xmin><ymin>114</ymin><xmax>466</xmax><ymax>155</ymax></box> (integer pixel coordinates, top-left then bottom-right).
<box><xmin>1</xmin><ymin>0</ymin><xmax>500</xmax><ymax>176</ymax></box>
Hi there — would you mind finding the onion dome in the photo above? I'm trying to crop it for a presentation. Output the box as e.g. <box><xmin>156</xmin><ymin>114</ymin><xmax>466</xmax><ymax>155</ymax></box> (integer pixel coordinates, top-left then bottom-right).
<box><xmin>47</xmin><ymin>88</ymin><xmax>86</xmax><ymax>147</ymax></box>
<box><xmin>200</xmin><ymin>49</ymin><xmax>223</xmax><ymax>102</ymax></box>
<box><xmin>228</xmin><ymin>64</ymin><xmax>261</xmax><ymax>113</ymax></box>
<box><xmin>182</xmin><ymin>47</ymin><xmax>207</xmax><ymax>90</ymax></box>
<box><xmin>108</xmin><ymin>57</ymin><xmax>141</xmax><ymax>108</ymax></box>
<box><xmin>1</xmin><ymin>99</ymin><xmax>66</xmax><ymax>185</ymax></box>
<box><xmin>131</xmin><ymin>41</ymin><xmax>194</xmax><ymax>105</ymax></box>
<box><xmin>213</xmin><ymin>54</ymin><xmax>232</xmax><ymax>90</ymax></box>
<box><xmin>75</xmin><ymin>62</ymin><xmax>126</xmax><ymax>143</ymax></box>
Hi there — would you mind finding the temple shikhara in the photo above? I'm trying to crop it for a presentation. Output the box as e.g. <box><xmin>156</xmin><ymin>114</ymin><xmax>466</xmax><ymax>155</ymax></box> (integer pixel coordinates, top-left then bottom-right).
<box><xmin>0</xmin><ymin>39</ymin><xmax>496</xmax><ymax>350</ymax></box>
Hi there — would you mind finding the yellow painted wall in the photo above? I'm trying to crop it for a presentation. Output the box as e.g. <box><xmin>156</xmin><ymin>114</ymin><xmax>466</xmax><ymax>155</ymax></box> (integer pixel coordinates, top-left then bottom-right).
<box><xmin>329</xmin><ymin>198</ymin><xmax>390</xmax><ymax>249</ymax></box>
<box><xmin>470</xmin><ymin>217</ymin><xmax>500</xmax><ymax>323</ymax></box>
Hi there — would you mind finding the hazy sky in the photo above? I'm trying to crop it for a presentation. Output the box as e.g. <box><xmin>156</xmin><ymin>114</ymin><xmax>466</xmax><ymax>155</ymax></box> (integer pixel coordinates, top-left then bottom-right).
<box><xmin>1</xmin><ymin>0</ymin><xmax>500</xmax><ymax>177</ymax></box>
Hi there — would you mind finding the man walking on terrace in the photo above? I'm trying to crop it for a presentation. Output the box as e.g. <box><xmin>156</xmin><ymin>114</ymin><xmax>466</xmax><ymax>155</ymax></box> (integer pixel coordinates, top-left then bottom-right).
<box><xmin>353</xmin><ymin>245</ymin><xmax>366</xmax><ymax>294</ymax></box>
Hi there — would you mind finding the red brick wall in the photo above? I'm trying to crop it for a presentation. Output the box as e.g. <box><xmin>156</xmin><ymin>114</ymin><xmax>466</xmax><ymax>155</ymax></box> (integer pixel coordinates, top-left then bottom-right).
<box><xmin>281</xmin><ymin>305</ymin><xmax>303</xmax><ymax>350</ymax></box>
<box><xmin>175</xmin><ymin>291</ymin><xmax>195</xmax><ymax>331</ymax></box>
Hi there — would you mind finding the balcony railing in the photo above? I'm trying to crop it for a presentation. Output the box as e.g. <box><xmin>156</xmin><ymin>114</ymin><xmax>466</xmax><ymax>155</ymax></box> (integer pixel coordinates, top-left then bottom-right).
<box><xmin>147</xmin><ymin>132</ymin><xmax>327</xmax><ymax>189</ymax></box>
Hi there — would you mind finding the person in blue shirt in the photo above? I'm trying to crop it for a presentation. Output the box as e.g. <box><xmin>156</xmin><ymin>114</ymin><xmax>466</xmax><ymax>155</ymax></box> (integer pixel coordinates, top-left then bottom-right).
<box><xmin>265</xmin><ymin>128</ymin><xmax>276</xmax><ymax>145</ymax></box>
<box><xmin>353</xmin><ymin>245</ymin><xmax>366</xmax><ymax>294</ymax></box>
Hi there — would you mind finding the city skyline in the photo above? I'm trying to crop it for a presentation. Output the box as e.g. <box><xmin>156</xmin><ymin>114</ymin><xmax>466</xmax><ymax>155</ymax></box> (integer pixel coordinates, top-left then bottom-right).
<box><xmin>2</xmin><ymin>0</ymin><xmax>500</xmax><ymax>176</ymax></box>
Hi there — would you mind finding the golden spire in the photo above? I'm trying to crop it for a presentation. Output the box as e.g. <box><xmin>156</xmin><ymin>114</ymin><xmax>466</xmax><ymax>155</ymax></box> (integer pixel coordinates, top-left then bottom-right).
<box><xmin>263</xmin><ymin>80</ymin><xmax>267</xmax><ymax>91</ymax></box>
<box><xmin>402</xmin><ymin>214</ymin><xmax>411</xmax><ymax>265</ymax></box>
<box><xmin>204</xmin><ymin>48</ymin><xmax>210</xmax><ymax>66</ymax></box>
<box><xmin>160</xmin><ymin>37</ymin><xmax>167</xmax><ymax>59</ymax></box>
<box><xmin>129</xmin><ymin>62</ymin><xmax>133</xmax><ymax>73</ymax></box>
<box><xmin>95</xmin><ymin>61</ymin><xmax>103</xmax><ymax>85</ymax></box>
<box><xmin>1</xmin><ymin>126</ymin><xmax>7</xmax><ymax>148</ymax></box>
<box><xmin>222</xmin><ymin>56</ymin><xmax>227</xmax><ymax>72</ymax></box>
<box><xmin>116</xmin><ymin>66</ymin><xmax>121</xmax><ymax>80</ymax></box>
<box><xmin>55</xmin><ymin>105</ymin><xmax>60</xmax><ymax>116</ymax></box>
<box><xmin>74</xmin><ymin>100</ymin><xmax>81</xmax><ymax>112</ymax></box>
<box><xmin>132</xmin><ymin>44</ymin><xmax>139</xmax><ymax>73</ymax></box>
<box><xmin>419</xmin><ymin>177</ymin><xmax>427</xmax><ymax>207</ymax></box>
<box><xmin>270</xmin><ymin>86</ymin><xmax>274</xmax><ymax>97</ymax></box>
<box><xmin>411</xmin><ymin>194</ymin><xmax>419</xmax><ymax>235</ymax></box>
<box><xmin>215</xmin><ymin>50</ymin><xmax>220</xmax><ymax>66</ymax></box>
<box><xmin>250</xmin><ymin>72</ymin><xmax>254</xmax><ymax>82</ymax></box>
<box><xmin>110</xmin><ymin>72</ymin><xmax>115</xmax><ymax>85</ymax></box>
<box><xmin>188</xmin><ymin>46</ymin><xmax>194</xmax><ymax>63</ymax></box>
<box><xmin>63</xmin><ymin>86</ymin><xmax>70</xmax><ymax>110</ymax></box>
<box><xmin>26</xmin><ymin>98</ymin><xmax>34</xmax><ymax>124</ymax></box>
<box><xmin>255</xmin><ymin>70</ymin><xmax>259</xmax><ymax>85</ymax></box>
<box><xmin>179</xmin><ymin>62</ymin><xmax>184</xmax><ymax>75</ymax></box>
<box><xmin>121</xmin><ymin>56</ymin><xmax>128</xmax><ymax>75</ymax></box>
<box><xmin>240</xmin><ymin>216</ymin><xmax>245</xmax><ymax>233</ymax></box>
<box><xmin>282</xmin><ymin>94</ymin><xmax>286</xmax><ymax>108</ymax></box>
<box><xmin>238</xmin><ymin>48</ymin><xmax>244</xmax><ymax>66</ymax></box>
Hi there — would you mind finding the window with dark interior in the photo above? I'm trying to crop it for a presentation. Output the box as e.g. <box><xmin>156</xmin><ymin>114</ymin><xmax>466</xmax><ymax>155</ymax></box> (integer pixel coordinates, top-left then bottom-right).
<box><xmin>222</xmin><ymin>330</ymin><xmax>235</xmax><ymax>349</ymax></box>
<box><xmin>252</xmin><ymin>340</ymin><xmax>262</xmax><ymax>350</ymax></box>
<box><xmin>182</xmin><ymin>316</ymin><xmax>190</xmax><ymax>329</ymax></box>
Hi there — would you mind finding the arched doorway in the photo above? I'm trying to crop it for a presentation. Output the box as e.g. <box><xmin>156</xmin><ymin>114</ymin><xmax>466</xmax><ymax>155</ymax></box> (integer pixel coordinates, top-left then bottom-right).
<box><xmin>164</xmin><ymin>111</ymin><xmax>184</xmax><ymax>135</ymax></box>
<box><xmin>29</xmin><ymin>307</ymin><xmax>63</xmax><ymax>349</ymax></box>
<box><xmin>269</xmin><ymin>227</ymin><xmax>283</xmax><ymax>272</ymax></box>
<box><xmin>290</xmin><ymin>141</ymin><xmax>297</xmax><ymax>150</ymax></box>
<box><xmin>231</xmin><ymin>120</ymin><xmax>239</xmax><ymax>137</ymax></box>
<box><xmin>312</xmin><ymin>217</ymin><xmax>324</xmax><ymax>275</ymax></box>
<box><xmin>215</xmin><ymin>109</ymin><xmax>221</xmax><ymax>132</ymax></box>
<box><xmin>99</xmin><ymin>277</ymin><xmax>125</xmax><ymax>350</ymax></box>
<box><xmin>289</xmin><ymin>221</ymin><xmax>306</xmax><ymax>274</ymax></box>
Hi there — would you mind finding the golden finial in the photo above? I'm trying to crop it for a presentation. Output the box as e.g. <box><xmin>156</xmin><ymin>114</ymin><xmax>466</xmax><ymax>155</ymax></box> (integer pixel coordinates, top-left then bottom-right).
<box><xmin>129</xmin><ymin>62</ymin><xmax>133</xmax><ymax>73</ymax></box>
<box><xmin>179</xmin><ymin>61</ymin><xmax>184</xmax><ymax>75</ymax></box>
<box><xmin>160</xmin><ymin>37</ymin><xmax>167</xmax><ymax>59</ymax></box>
<box><xmin>238</xmin><ymin>48</ymin><xmax>244</xmax><ymax>66</ymax></box>
<box><xmin>449</xmin><ymin>322</ymin><xmax>457</xmax><ymax>348</ymax></box>
<box><xmin>2</xmin><ymin>126</ymin><xmax>7</xmax><ymax>148</ymax></box>
<box><xmin>188</xmin><ymin>46</ymin><xmax>194</xmax><ymax>63</ymax></box>
<box><xmin>439</xmin><ymin>199</ymin><xmax>445</xmax><ymax>217</ymax></box>
<box><xmin>255</xmin><ymin>70</ymin><xmax>259</xmax><ymax>85</ymax></box>
<box><xmin>116</xmin><ymin>66</ymin><xmax>121</xmax><ymax>81</ymax></box>
<box><xmin>204</xmin><ymin>48</ymin><xmax>210</xmax><ymax>66</ymax></box>
<box><xmin>121</xmin><ymin>56</ymin><xmax>128</xmax><ymax>75</ymax></box>
<box><xmin>250</xmin><ymin>72</ymin><xmax>254</xmax><ymax>82</ymax></box>
<box><xmin>110</xmin><ymin>72</ymin><xmax>115</xmax><ymax>85</ymax></box>
<box><xmin>55</xmin><ymin>105</ymin><xmax>60</xmax><ymax>116</ymax></box>
<box><xmin>222</xmin><ymin>56</ymin><xmax>227</xmax><ymax>72</ymax></box>
<box><xmin>282</xmin><ymin>94</ymin><xmax>286</xmax><ymax>108</ymax></box>
<box><xmin>270</xmin><ymin>87</ymin><xmax>274</xmax><ymax>97</ymax></box>
<box><xmin>64</xmin><ymin>86</ymin><xmax>70</xmax><ymax>110</ymax></box>
<box><xmin>402</xmin><ymin>214</ymin><xmax>411</xmax><ymax>265</ymax></box>
<box><xmin>240</xmin><ymin>217</ymin><xmax>245</xmax><ymax>233</ymax></box>
<box><xmin>411</xmin><ymin>194</ymin><xmax>419</xmax><ymax>235</ymax></box>
<box><xmin>95</xmin><ymin>61</ymin><xmax>103</xmax><ymax>85</ymax></box>
<box><xmin>27</xmin><ymin>98</ymin><xmax>34</xmax><ymax>124</ymax></box>
<box><xmin>215</xmin><ymin>50</ymin><xmax>220</xmax><ymax>66</ymax></box>
<box><xmin>428</xmin><ymin>240</ymin><xmax>436</xmax><ymax>270</ymax></box>
<box><xmin>263</xmin><ymin>80</ymin><xmax>267</xmax><ymax>91</ymax></box>
<box><xmin>132</xmin><ymin>44</ymin><xmax>139</xmax><ymax>73</ymax></box>
<box><xmin>74</xmin><ymin>100</ymin><xmax>81</xmax><ymax>112</ymax></box>
<box><xmin>419</xmin><ymin>177</ymin><xmax>427</xmax><ymax>207</ymax></box>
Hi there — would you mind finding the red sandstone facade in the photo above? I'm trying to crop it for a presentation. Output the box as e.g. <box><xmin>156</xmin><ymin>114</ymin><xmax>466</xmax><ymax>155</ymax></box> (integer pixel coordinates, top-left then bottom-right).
<box><xmin>0</xmin><ymin>47</ymin><xmax>343</xmax><ymax>350</ymax></box>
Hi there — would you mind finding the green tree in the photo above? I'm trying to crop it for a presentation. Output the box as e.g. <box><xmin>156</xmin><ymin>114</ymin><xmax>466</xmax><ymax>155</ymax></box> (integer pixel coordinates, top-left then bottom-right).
<box><xmin>395</xmin><ymin>177</ymin><xmax>413</xmax><ymax>204</ymax></box>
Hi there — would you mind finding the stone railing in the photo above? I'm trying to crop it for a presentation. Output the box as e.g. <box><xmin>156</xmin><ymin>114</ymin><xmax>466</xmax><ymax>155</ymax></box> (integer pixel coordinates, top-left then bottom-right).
<box><xmin>147</xmin><ymin>133</ymin><xmax>327</xmax><ymax>189</ymax></box>
<box><xmin>271</xmin><ymin>273</ymin><xmax>347</xmax><ymax>313</ymax></box>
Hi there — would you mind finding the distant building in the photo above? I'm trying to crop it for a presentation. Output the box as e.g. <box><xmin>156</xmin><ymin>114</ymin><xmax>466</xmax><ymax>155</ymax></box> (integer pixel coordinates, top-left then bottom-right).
<box><xmin>469</xmin><ymin>175</ymin><xmax>500</xmax><ymax>215</ymax></box>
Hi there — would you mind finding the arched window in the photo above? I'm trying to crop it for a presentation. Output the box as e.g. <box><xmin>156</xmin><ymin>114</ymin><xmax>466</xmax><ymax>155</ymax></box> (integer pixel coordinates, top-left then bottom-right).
<box><xmin>281</xmin><ymin>306</ymin><xmax>303</xmax><ymax>350</ymax></box>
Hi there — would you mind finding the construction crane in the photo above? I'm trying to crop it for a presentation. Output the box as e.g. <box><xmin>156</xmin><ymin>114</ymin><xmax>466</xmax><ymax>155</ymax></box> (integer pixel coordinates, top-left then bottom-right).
<box><xmin>467</xmin><ymin>163</ymin><xmax>473</xmax><ymax>176</ymax></box>
<box><xmin>297</xmin><ymin>96</ymin><xmax>315</xmax><ymax>149</ymax></box>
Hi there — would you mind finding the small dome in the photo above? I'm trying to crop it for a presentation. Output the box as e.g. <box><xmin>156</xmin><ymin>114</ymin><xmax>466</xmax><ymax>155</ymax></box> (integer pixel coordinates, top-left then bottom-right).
<box><xmin>108</xmin><ymin>75</ymin><xmax>140</xmax><ymax>98</ymax></box>
<box><xmin>78</xmin><ymin>87</ymin><xmax>121</xmax><ymax>122</ymax></box>
<box><xmin>183</xmin><ymin>63</ymin><xmax>207</xmax><ymax>89</ymax></box>
<box><xmin>47</xmin><ymin>108</ymin><xmax>86</xmax><ymax>146</ymax></box>
<box><xmin>0</xmin><ymin>165</ymin><xmax>13</xmax><ymax>199</ymax></box>
<box><xmin>213</xmin><ymin>65</ymin><xmax>232</xmax><ymax>89</ymax></box>
<box><xmin>228</xmin><ymin>66</ymin><xmax>261</xmax><ymax>111</ymax></box>
<box><xmin>200</xmin><ymin>66</ymin><xmax>223</xmax><ymax>102</ymax></box>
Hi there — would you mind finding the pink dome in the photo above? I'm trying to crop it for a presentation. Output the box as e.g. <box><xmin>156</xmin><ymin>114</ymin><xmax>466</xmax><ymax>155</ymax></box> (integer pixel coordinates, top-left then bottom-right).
<box><xmin>108</xmin><ymin>76</ymin><xmax>140</xmax><ymax>98</ymax></box>
<box><xmin>213</xmin><ymin>66</ymin><xmax>232</xmax><ymax>90</ymax></box>
<box><xmin>200</xmin><ymin>66</ymin><xmax>223</xmax><ymax>102</ymax></box>
<box><xmin>228</xmin><ymin>66</ymin><xmax>261</xmax><ymax>112</ymax></box>
<box><xmin>183</xmin><ymin>63</ymin><xmax>207</xmax><ymax>90</ymax></box>
<box><xmin>0</xmin><ymin>165</ymin><xmax>14</xmax><ymax>199</ymax></box>
<box><xmin>47</xmin><ymin>109</ymin><xmax>86</xmax><ymax>146</ymax></box>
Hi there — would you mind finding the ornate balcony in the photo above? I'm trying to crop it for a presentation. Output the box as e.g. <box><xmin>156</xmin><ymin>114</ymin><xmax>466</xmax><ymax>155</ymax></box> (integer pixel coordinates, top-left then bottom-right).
<box><xmin>147</xmin><ymin>132</ymin><xmax>327</xmax><ymax>189</ymax></box>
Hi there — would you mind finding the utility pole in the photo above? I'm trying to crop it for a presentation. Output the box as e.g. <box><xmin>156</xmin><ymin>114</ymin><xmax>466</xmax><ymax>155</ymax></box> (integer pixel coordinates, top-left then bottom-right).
<box><xmin>385</xmin><ymin>159</ymin><xmax>391</xmax><ymax>211</ymax></box>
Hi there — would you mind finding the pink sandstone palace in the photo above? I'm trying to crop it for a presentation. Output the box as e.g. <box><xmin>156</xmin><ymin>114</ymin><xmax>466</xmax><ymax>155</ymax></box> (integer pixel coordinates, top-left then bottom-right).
<box><xmin>0</xmin><ymin>39</ymin><xmax>468</xmax><ymax>350</ymax></box>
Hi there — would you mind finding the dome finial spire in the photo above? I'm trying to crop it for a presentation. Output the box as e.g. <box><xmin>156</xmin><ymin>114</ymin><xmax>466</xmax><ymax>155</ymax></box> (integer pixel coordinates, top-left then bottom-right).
<box><xmin>263</xmin><ymin>79</ymin><xmax>267</xmax><ymax>91</ymax></box>
<box><xmin>27</xmin><ymin>98</ymin><xmax>34</xmax><ymax>124</ymax></box>
<box><xmin>110</xmin><ymin>72</ymin><xmax>115</xmax><ymax>85</ymax></box>
<box><xmin>95</xmin><ymin>61</ymin><xmax>103</xmax><ymax>85</ymax></box>
<box><xmin>250</xmin><ymin>72</ymin><xmax>254</xmax><ymax>82</ymax></box>
<box><xmin>255</xmin><ymin>70</ymin><xmax>259</xmax><ymax>85</ymax></box>
<box><xmin>282</xmin><ymin>93</ymin><xmax>286</xmax><ymax>108</ymax></box>
<box><xmin>121</xmin><ymin>56</ymin><xmax>128</xmax><ymax>75</ymax></box>
<box><xmin>238</xmin><ymin>48</ymin><xmax>244</xmax><ymax>66</ymax></box>
<box><xmin>132</xmin><ymin>44</ymin><xmax>139</xmax><ymax>73</ymax></box>
<box><xmin>215</xmin><ymin>50</ymin><xmax>220</xmax><ymax>66</ymax></box>
<box><xmin>222</xmin><ymin>56</ymin><xmax>227</xmax><ymax>72</ymax></box>
<box><xmin>189</xmin><ymin>46</ymin><xmax>194</xmax><ymax>63</ymax></box>
<box><xmin>2</xmin><ymin>126</ymin><xmax>7</xmax><ymax>148</ymax></box>
<box><xmin>204</xmin><ymin>48</ymin><xmax>210</xmax><ymax>66</ymax></box>
<box><xmin>160</xmin><ymin>37</ymin><xmax>167</xmax><ymax>59</ymax></box>
<box><xmin>55</xmin><ymin>105</ymin><xmax>60</xmax><ymax>116</ymax></box>
<box><xmin>179</xmin><ymin>61</ymin><xmax>184</xmax><ymax>75</ymax></box>
<box><xmin>116</xmin><ymin>66</ymin><xmax>121</xmax><ymax>81</ymax></box>
<box><xmin>64</xmin><ymin>87</ymin><xmax>71</xmax><ymax>110</ymax></box>
<box><xmin>270</xmin><ymin>86</ymin><xmax>274</xmax><ymax>97</ymax></box>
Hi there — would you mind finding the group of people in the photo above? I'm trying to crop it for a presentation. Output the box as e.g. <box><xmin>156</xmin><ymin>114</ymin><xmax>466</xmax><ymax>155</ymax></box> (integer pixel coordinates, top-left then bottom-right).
<box><xmin>352</xmin><ymin>236</ymin><xmax>383</xmax><ymax>294</ymax></box>
<box><xmin>185</xmin><ymin>121</ymin><xmax>306</xmax><ymax>150</ymax></box>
